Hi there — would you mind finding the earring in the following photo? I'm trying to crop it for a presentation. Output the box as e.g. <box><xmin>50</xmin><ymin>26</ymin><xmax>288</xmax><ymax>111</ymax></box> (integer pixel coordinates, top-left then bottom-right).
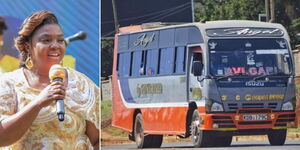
<box><xmin>25</xmin><ymin>56</ymin><xmax>33</xmax><ymax>69</ymax></box>
<box><xmin>59</xmin><ymin>60</ymin><xmax>63</xmax><ymax>66</ymax></box>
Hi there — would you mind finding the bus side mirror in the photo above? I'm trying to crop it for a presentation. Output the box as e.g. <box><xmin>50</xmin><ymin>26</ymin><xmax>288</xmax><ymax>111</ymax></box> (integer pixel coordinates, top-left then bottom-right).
<box><xmin>193</xmin><ymin>61</ymin><xmax>203</xmax><ymax>76</ymax></box>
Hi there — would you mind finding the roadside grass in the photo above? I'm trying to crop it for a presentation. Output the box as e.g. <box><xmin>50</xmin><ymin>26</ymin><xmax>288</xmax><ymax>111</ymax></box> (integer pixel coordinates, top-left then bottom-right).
<box><xmin>106</xmin><ymin>126</ymin><xmax>128</xmax><ymax>137</ymax></box>
<box><xmin>101</xmin><ymin>100</ymin><xmax>128</xmax><ymax>137</ymax></box>
<box><xmin>101</xmin><ymin>99</ymin><xmax>112</xmax><ymax>121</ymax></box>
<box><xmin>288</xmin><ymin>126</ymin><xmax>300</xmax><ymax>132</ymax></box>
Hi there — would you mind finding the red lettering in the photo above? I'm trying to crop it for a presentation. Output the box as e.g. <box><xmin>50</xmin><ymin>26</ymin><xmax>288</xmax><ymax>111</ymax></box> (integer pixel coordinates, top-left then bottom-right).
<box><xmin>249</xmin><ymin>67</ymin><xmax>257</xmax><ymax>75</ymax></box>
<box><xmin>257</xmin><ymin>67</ymin><xmax>266</xmax><ymax>75</ymax></box>
<box><xmin>232</xmin><ymin>67</ymin><xmax>246</xmax><ymax>74</ymax></box>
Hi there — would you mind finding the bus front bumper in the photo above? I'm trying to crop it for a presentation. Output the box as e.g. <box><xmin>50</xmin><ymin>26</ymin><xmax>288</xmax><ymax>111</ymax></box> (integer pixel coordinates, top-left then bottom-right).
<box><xmin>199</xmin><ymin>108</ymin><xmax>298</xmax><ymax>131</ymax></box>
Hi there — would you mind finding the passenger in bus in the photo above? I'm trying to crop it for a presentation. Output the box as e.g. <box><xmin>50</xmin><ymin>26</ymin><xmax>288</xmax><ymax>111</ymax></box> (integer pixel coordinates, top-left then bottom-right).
<box><xmin>147</xmin><ymin>67</ymin><xmax>154</xmax><ymax>76</ymax></box>
<box><xmin>0</xmin><ymin>10</ymin><xmax>99</xmax><ymax>149</ymax></box>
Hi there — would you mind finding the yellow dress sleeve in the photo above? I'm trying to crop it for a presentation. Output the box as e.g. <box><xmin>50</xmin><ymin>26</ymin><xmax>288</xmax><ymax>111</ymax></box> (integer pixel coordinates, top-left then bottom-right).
<box><xmin>70</xmin><ymin>69</ymin><xmax>99</xmax><ymax>130</ymax></box>
<box><xmin>84</xmin><ymin>76</ymin><xmax>99</xmax><ymax>130</ymax></box>
<box><xmin>0</xmin><ymin>74</ymin><xmax>17</xmax><ymax>121</ymax></box>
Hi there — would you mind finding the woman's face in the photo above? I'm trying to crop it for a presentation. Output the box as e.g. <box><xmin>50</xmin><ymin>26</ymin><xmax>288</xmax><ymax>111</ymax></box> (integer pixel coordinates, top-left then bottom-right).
<box><xmin>29</xmin><ymin>24</ymin><xmax>65</xmax><ymax>71</ymax></box>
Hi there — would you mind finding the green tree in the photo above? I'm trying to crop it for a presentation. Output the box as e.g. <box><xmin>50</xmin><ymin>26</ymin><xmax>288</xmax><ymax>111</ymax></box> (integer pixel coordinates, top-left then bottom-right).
<box><xmin>101</xmin><ymin>39</ymin><xmax>114</xmax><ymax>78</ymax></box>
<box><xmin>195</xmin><ymin>0</ymin><xmax>264</xmax><ymax>21</ymax></box>
<box><xmin>195</xmin><ymin>0</ymin><xmax>300</xmax><ymax>48</ymax></box>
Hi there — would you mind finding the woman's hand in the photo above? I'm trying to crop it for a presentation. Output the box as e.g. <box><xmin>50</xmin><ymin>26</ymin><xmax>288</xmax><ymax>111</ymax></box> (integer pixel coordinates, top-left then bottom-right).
<box><xmin>34</xmin><ymin>81</ymin><xmax>66</xmax><ymax>109</ymax></box>
<box><xmin>0</xmin><ymin>81</ymin><xmax>66</xmax><ymax>146</ymax></box>
<box><xmin>86</xmin><ymin>120</ymin><xmax>99</xmax><ymax>150</ymax></box>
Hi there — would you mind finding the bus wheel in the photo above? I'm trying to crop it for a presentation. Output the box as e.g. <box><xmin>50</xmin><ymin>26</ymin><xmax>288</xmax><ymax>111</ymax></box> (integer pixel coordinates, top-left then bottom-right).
<box><xmin>267</xmin><ymin>129</ymin><xmax>286</xmax><ymax>145</ymax></box>
<box><xmin>134</xmin><ymin>113</ymin><xmax>163</xmax><ymax>148</ymax></box>
<box><xmin>191</xmin><ymin>109</ymin><xmax>211</xmax><ymax>147</ymax></box>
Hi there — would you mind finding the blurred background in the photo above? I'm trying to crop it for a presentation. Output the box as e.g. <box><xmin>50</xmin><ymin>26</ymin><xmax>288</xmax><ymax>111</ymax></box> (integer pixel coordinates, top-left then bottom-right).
<box><xmin>0</xmin><ymin>0</ymin><xmax>99</xmax><ymax>85</ymax></box>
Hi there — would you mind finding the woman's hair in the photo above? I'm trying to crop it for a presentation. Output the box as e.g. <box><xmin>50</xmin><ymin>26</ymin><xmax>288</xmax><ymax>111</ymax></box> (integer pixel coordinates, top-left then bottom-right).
<box><xmin>15</xmin><ymin>10</ymin><xmax>59</xmax><ymax>68</ymax></box>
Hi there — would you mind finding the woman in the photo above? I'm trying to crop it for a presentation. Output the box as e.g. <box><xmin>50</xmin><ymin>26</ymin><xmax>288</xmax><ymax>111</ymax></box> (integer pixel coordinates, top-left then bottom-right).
<box><xmin>0</xmin><ymin>10</ymin><xmax>99</xmax><ymax>149</ymax></box>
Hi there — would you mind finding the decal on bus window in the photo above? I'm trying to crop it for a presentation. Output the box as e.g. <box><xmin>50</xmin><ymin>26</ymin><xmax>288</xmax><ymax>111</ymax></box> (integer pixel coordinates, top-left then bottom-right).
<box><xmin>256</xmin><ymin>49</ymin><xmax>288</xmax><ymax>54</ymax></box>
<box><xmin>222</xmin><ymin>66</ymin><xmax>279</xmax><ymax>75</ymax></box>
<box><xmin>206</xmin><ymin>28</ymin><xmax>284</xmax><ymax>37</ymax></box>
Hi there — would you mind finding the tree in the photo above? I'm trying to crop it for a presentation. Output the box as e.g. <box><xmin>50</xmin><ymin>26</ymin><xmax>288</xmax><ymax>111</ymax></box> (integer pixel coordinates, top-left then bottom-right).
<box><xmin>195</xmin><ymin>0</ymin><xmax>300</xmax><ymax>48</ymax></box>
<box><xmin>101</xmin><ymin>39</ymin><xmax>114</xmax><ymax>78</ymax></box>
<box><xmin>195</xmin><ymin>0</ymin><xmax>265</xmax><ymax>21</ymax></box>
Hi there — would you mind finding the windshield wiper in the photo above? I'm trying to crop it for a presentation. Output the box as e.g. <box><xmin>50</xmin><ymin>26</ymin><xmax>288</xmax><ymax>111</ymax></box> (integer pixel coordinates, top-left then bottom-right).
<box><xmin>216</xmin><ymin>73</ymin><xmax>246</xmax><ymax>81</ymax></box>
<box><xmin>253</xmin><ymin>72</ymin><xmax>287</xmax><ymax>81</ymax></box>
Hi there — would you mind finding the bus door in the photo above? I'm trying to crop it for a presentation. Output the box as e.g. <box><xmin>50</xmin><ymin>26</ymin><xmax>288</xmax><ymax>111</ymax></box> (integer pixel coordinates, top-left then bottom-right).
<box><xmin>188</xmin><ymin>46</ymin><xmax>204</xmax><ymax>101</ymax></box>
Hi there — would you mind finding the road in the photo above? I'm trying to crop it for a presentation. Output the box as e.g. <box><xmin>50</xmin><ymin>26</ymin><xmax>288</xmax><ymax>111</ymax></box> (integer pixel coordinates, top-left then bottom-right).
<box><xmin>101</xmin><ymin>140</ymin><xmax>300</xmax><ymax>150</ymax></box>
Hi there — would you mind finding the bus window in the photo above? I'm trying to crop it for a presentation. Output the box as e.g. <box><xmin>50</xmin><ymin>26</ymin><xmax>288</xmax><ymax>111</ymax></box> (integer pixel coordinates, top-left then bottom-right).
<box><xmin>140</xmin><ymin>51</ymin><xmax>147</xmax><ymax>75</ymax></box>
<box><xmin>118</xmin><ymin>52</ymin><xmax>131</xmax><ymax>77</ymax></box>
<box><xmin>192</xmin><ymin>53</ymin><xmax>203</xmax><ymax>75</ymax></box>
<box><xmin>158</xmin><ymin>47</ymin><xmax>175</xmax><ymax>75</ymax></box>
<box><xmin>208</xmin><ymin>39</ymin><xmax>292</xmax><ymax>76</ymax></box>
<box><xmin>174</xmin><ymin>46</ymin><xmax>186</xmax><ymax>74</ymax></box>
<box><xmin>132</xmin><ymin>51</ymin><xmax>143</xmax><ymax>77</ymax></box>
<box><xmin>146</xmin><ymin>49</ymin><xmax>159</xmax><ymax>76</ymax></box>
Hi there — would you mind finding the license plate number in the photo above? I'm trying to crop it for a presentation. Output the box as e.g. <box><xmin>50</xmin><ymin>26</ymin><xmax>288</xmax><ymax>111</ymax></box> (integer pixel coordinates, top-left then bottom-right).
<box><xmin>243</xmin><ymin>114</ymin><xmax>268</xmax><ymax>121</ymax></box>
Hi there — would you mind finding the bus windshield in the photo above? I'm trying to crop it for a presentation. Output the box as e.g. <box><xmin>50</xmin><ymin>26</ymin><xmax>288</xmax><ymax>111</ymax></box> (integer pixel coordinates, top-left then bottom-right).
<box><xmin>208</xmin><ymin>38</ymin><xmax>292</xmax><ymax>77</ymax></box>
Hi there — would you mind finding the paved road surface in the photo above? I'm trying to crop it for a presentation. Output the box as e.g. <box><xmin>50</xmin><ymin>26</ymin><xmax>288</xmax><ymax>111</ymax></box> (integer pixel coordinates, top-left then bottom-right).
<box><xmin>101</xmin><ymin>140</ymin><xmax>300</xmax><ymax>150</ymax></box>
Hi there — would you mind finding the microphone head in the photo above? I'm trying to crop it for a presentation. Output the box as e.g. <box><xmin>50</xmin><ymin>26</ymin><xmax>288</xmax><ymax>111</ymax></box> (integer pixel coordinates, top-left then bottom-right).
<box><xmin>49</xmin><ymin>64</ymin><xmax>65</xmax><ymax>82</ymax></box>
<box><xmin>76</xmin><ymin>31</ymin><xmax>87</xmax><ymax>40</ymax></box>
<box><xmin>64</xmin><ymin>31</ymin><xmax>87</xmax><ymax>45</ymax></box>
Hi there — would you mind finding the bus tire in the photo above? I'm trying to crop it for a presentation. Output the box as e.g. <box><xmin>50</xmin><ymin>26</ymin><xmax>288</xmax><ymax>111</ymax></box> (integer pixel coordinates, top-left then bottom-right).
<box><xmin>191</xmin><ymin>109</ymin><xmax>211</xmax><ymax>147</ymax></box>
<box><xmin>134</xmin><ymin>113</ymin><xmax>163</xmax><ymax>148</ymax></box>
<box><xmin>267</xmin><ymin>129</ymin><xmax>286</xmax><ymax>145</ymax></box>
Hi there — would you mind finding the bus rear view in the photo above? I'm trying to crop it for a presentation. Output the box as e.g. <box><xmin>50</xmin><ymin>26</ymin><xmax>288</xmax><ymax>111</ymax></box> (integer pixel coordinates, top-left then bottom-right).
<box><xmin>112</xmin><ymin>21</ymin><xmax>298</xmax><ymax>148</ymax></box>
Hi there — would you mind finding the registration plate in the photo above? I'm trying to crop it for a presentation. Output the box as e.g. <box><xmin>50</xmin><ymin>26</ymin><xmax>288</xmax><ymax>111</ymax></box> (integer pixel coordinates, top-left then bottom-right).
<box><xmin>243</xmin><ymin>114</ymin><xmax>268</xmax><ymax>121</ymax></box>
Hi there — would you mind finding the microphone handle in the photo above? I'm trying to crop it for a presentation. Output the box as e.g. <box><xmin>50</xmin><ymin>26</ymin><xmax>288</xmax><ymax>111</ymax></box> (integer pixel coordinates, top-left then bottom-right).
<box><xmin>56</xmin><ymin>99</ymin><xmax>65</xmax><ymax>121</ymax></box>
<box><xmin>52</xmin><ymin>77</ymin><xmax>64</xmax><ymax>121</ymax></box>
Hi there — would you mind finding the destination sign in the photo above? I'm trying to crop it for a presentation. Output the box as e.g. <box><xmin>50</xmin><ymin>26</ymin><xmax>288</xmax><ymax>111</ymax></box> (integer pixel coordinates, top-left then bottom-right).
<box><xmin>206</xmin><ymin>28</ymin><xmax>284</xmax><ymax>37</ymax></box>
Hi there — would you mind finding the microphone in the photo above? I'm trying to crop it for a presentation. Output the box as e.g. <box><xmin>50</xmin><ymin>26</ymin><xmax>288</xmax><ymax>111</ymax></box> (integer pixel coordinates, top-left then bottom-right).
<box><xmin>49</xmin><ymin>64</ymin><xmax>66</xmax><ymax>121</ymax></box>
<box><xmin>64</xmin><ymin>31</ymin><xmax>87</xmax><ymax>46</ymax></box>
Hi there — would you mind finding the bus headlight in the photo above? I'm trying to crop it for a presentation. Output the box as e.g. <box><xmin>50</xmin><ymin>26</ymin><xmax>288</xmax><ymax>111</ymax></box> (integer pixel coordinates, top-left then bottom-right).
<box><xmin>282</xmin><ymin>101</ymin><xmax>293</xmax><ymax>111</ymax></box>
<box><xmin>211</xmin><ymin>102</ymin><xmax>224</xmax><ymax>112</ymax></box>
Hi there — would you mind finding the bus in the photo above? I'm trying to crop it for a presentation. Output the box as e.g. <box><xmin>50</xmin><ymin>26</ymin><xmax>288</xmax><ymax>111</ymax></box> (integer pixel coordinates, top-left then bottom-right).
<box><xmin>111</xmin><ymin>20</ymin><xmax>298</xmax><ymax>148</ymax></box>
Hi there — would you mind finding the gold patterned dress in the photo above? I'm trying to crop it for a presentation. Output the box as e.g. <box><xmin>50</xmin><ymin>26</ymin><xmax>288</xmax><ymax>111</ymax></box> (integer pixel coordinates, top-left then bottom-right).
<box><xmin>0</xmin><ymin>68</ymin><xmax>99</xmax><ymax>150</ymax></box>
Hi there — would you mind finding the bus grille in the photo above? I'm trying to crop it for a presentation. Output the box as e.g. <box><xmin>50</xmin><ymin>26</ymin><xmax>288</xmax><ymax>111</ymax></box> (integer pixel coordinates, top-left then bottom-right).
<box><xmin>212</xmin><ymin>116</ymin><xmax>236</xmax><ymax>128</ymax></box>
<box><xmin>225</xmin><ymin>102</ymin><xmax>279</xmax><ymax>112</ymax></box>
<box><xmin>274</xmin><ymin>113</ymin><xmax>296</xmax><ymax>127</ymax></box>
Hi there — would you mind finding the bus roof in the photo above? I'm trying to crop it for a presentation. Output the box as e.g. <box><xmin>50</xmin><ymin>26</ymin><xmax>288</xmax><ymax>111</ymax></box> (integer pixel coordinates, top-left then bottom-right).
<box><xmin>117</xmin><ymin>20</ymin><xmax>289</xmax><ymax>40</ymax></box>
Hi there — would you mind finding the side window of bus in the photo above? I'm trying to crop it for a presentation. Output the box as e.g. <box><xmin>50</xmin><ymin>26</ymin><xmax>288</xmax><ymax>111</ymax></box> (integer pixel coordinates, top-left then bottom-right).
<box><xmin>192</xmin><ymin>53</ymin><xmax>203</xmax><ymax>75</ymax></box>
<box><xmin>146</xmin><ymin>49</ymin><xmax>159</xmax><ymax>76</ymax></box>
<box><xmin>118</xmin><ymin>52</ymin><xmax>131</xmax><ymax>77</ymax></box>
<box><xmin>158</xmin><ymin>47</ymin><xmax>175</xmax><ymax>75</ymax></box>
<box><xmin>132</xmin><ymin>51</ymin><xmax>143</xmax><ymax>77</ymax></box>
<box><xmin>174</xmin><ymin>46</ymin><xmax>186</xmax><ymax>74</ymax></box>
<box><xmin>140</xmin><ymin>51</ymin><xmax>147</xmax><ymax>75</ymax></box>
